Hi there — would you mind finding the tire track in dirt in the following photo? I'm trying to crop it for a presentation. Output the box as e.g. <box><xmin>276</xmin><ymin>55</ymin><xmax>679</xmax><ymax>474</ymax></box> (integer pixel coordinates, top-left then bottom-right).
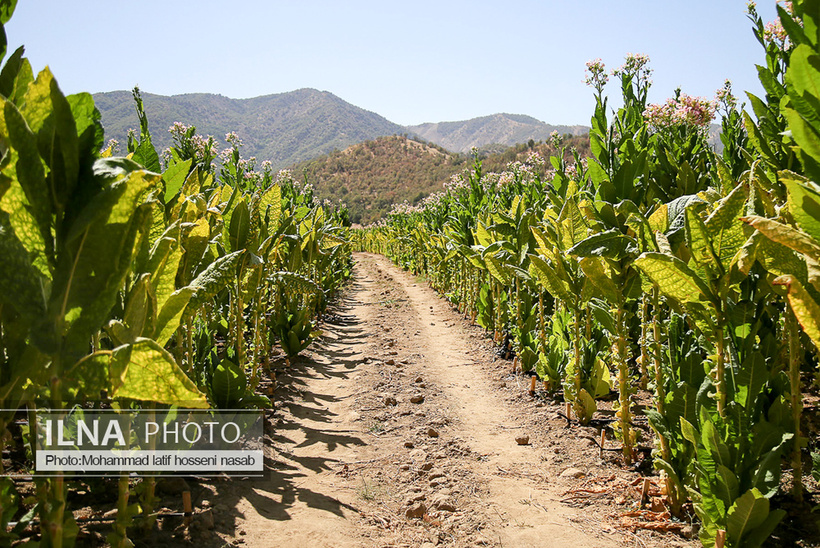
<box><xmin>200</xmin><ymin>253</ymin><xmax>645</xmax><ymax>547</ymax></box>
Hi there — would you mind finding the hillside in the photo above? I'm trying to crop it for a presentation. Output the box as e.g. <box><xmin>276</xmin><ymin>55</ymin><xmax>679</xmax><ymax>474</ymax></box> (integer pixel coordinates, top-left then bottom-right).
<box><xmin>93</xmin><ymin>88</ymin><xmax>404</xmax><ymax>170</ymax></box>
<box><xmin>406</xmin><ymin>113</ymin><xmax>588</xmax><ymax>153</ymax></box>
<box><xmin>291</xmin><ymin>135</ymin><xmax>468</xmax><ymax>224</ymax></box>
<box><xmin>290</xmin><ymin>134</ymin><xmax>590</xmax><ymax>225</ymax></box>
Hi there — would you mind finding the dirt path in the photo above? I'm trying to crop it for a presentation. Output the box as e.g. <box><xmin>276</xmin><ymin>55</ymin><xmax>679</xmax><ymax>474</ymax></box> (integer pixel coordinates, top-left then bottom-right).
<box><xmin>190</xmin><ymin>252</ymin><xmax>693</xmax><ymax>548</ymax></box>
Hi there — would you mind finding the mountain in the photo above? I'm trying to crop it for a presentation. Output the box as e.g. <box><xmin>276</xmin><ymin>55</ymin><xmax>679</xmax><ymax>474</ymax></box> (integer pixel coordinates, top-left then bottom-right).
<box><xmin>93</xmin><ymin>88</ymin><xmax>405</xmax><ymax>170</ymax></box>
<box><xmin>292</xmin><ymin>134</ymin><xmax>590</xmax><ymax>225</ymax></box>
<box><xmin>94</xmin><ymin>89</ymin><xmax>591</xmax><ymax>170</ymax></box>
<box><xmin>291</xmin><ymin>135</ymin><xmax>469</xmax><ymax>225</ymax></box>
<box><xmin>406</xmin><ymin>113</ymin><xmax>588</xmax><ymax>153</ymax></box>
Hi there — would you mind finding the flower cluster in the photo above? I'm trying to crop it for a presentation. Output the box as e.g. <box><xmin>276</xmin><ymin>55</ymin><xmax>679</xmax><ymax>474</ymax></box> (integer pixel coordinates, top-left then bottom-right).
<box><xmin>715</xmin><ymin>80</ymin><xmax>737</xmax><ymax>116</ymax></box>
<box><xmin>169</xmin><ymin>121</ymin><xmax>191</xmax><ymax>140</ymax></box>
<box><xmin>764</xmin><ymin>19</ymin><xmax>788</xmax><ymax>45</ymax></box>
<box><xmin>643</xmin><ymin>94</ymin><xmax>716</xmax><ymax>132</ymax></box>
<box><xmin>421</xmin><ymin>191</ymin><xmax>446</xmax><ymax>209</ymax></box>
<box><xmin>613</xmin><ymin>53</ymin><xmax>652</xmax><ymax>79</ymax></box>
<box><xmin>584</xmin><ymin>58</ymin><xmax>608</xmax><ymax>93</ymax></box>
<box><xmin>102</xmin><ymin>138</ymin><xmax>120</xmax><ymax>155</ymax></box>
<box><xmin>225</xmin><ymin>131</ymin><xmax>242</xmax><ymax>148</ymax></box>
<box><xmin>389</xmin><ymin>200</ymin><xmax>422</xmax><ymax>216</ymax></box>
<box><xmin>444</xmin><ymin>172</ymin><xmax>469</xmax><ymax>193</ymax></box>
<box><xmin>524</xmin><ymin>150</ymin><xmax>546</xmax><ymax>170</ymax></box>
<box><xmin>548</xmin><ymin>130</ymin><xmax>564</xmax><ymax>149</ymax></box>
<box><xmin>190</xmin><ymin>134</ymin><xmax>218</xmax><ymax>158</ymax></box>
<box><xmin>275</xmin><ymin>169</ymin><xmax>294</xmax><ymax>185</ymax></box>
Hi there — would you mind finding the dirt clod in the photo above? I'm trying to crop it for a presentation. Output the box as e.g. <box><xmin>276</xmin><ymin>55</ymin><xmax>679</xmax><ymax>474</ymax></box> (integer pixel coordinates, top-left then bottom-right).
<box><xmin>405</xmin><ymin>501</ymin><xmax>427</xmax><ymax>518</ymax></box>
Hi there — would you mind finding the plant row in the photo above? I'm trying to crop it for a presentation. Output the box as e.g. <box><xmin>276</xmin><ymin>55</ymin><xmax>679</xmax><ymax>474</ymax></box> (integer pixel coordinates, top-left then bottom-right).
<box><xmin>0</xmin><ymin>3</ymin><xmax>352</xmax><ymax>546</ymax></box>
<box><xmin>355</xmin><ymin>2</ymin><xmax>820</xmax><ymax>546</ymax></box>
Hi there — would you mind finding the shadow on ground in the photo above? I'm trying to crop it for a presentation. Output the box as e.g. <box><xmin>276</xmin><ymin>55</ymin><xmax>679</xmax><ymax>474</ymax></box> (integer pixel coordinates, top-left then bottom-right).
<box><xmin>129</xmin><ymin>277</ymin><xmax>375</xmax><ymax>546</ymax></box>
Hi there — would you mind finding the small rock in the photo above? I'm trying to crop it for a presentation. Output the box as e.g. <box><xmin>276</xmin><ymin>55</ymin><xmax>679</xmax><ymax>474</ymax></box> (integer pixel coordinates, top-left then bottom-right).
<box><xmin>385</xmin><ymin>359</ymin><xmax>396</xmax><ymax>366</ymax></box>
<box><xmin>410</xmin><ymin>394</ymin><xmax>425</xmax><ymax>404</ymax></box>
<box><xmin>650</xmin><ymin>497</ymin><xmax>666</xmax><ymax>513</ymax></box>
<box><xmin>384</xmin><ymin>395</ymin><xmax>398</xmax><ymax>406</ymax></box>
<box><xmin>405</xmin><ymin>501</ymin><xmax>427</xmax><ymax>518</ymax></box>
<box><xmin>404</xmin><ymin>441</ymin><xmax>415</xmax><ymax>448</ymax></box>
<box><xmin>421</xmin><ymin>462</ymin><xmax>434</xmax><ymax>471</ymax></box>
<box><xmin>427</xmin><ymin>428</ymin><xmax>439</xmax><ymax>438</ymax></box>
<box><xmin>431</xmin><ymin>493</ymin><xmax>456</xmax><ymax>512</ymax></box>
<box><xmin>200</xmin><ymin>499</ymin><xmax>212</xmax><ymax>508</ymax></box>
<box><xmin>681</xmin><ymin>524</ymin><xmax>698</xmax><ymax>539</ymax></box>
<box><xmin>415</xmin><ymin>376</ymin><xmax>424</xmax><ymax>383</ymax></box>
<box><xmin>102</xmin><ymin>509</ymin><xmax>117</xmax><ymax>519</ymax></box>
<box><xmin>400</xmin><ymin>464</ymin><xmax>411</xmax><ymax>471</ymax></box>
<box><xmin>515</xmin><ymin>435</ymin><xmax>530</xmax><ymax>445</ymax></box>
<box><xmin>560</xmin><ymin>467</ymin><xmax>585</xmax><ymax>479</ymax></box>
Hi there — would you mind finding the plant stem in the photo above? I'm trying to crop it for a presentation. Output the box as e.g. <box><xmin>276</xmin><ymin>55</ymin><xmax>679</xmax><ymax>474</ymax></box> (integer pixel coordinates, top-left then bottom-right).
<box><xmin>787</xmin><ymin>306</ymin><xmax>803</xmax><ymax>502</ymax></box>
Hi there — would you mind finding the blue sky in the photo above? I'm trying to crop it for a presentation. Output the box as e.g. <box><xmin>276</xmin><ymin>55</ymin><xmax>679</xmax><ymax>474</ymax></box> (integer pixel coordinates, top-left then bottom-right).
<box><xmin>6</xmin><ymin>1</ymin><xmax>778</xmax><ymax>127</ymax></box>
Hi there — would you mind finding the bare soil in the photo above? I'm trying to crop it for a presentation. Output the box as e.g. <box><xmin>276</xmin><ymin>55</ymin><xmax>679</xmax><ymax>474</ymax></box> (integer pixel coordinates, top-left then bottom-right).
<box><xmin>178</xmin><ymin>252</ymin><xmax>697</xmax><ymax>548</ymax></box>
<box><xmin>21</xmin><ymin>252</ymin><xmax>705</xmax><ymax>547</ymax></box>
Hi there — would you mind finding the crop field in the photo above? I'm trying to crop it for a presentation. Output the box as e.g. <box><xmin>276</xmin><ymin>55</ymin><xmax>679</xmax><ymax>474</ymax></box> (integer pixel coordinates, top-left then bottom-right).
<box><xmin>2</xmin><ymin>1</ymin><xmax>820</xmax><ymax>547</ymax></box>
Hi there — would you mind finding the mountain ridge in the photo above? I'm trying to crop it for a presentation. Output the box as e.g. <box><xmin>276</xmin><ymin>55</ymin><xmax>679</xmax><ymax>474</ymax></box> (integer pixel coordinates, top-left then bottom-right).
<box><xmin>93</xmin><ymin>88</ymin><xmax>589</xmax><ymax>169</ymax></box>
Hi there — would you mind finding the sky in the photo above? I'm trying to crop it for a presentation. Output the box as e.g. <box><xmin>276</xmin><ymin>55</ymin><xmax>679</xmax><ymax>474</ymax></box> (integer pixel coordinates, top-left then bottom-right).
<box><xmin>5</xmin><ymin>1</ymin><xmax>779</xmax><ymax>127</ymax></box>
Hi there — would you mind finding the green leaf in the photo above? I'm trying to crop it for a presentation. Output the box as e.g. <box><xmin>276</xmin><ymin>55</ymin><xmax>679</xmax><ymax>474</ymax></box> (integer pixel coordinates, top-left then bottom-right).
<box><xmin>0</xmin><ymin>209</ymin><xmax>49</xmax><ymax>328</ymax></box>
<box><xmin>113</xmin><ymin>339</ymin><xmax>207</xmax><ymax>406</ymax></box>
<box><xmin>162</xmin><ymin>158</ymin><xmax>192</xmax><ymax>203</ymax></box>
<box><xmin>705</xmin><ymin>183</ymin><xmax>749</xmax><ymax>270</ymax></box>
<box><xmin>58</xmin><ymin>166</ymin><xmax>159</xmax><ymax>360</ymax></box>
<box><xmin>634</xmin><ymin>252</ymin><xmax>715</xmax><ymax>306</ymax></box>
<box><xmin>0</xmin><ymin>46</ymin><xmax>30</xmax><ymax>104</ymax></box>
<box><xmin>22</xmin><ymin>68</ymin><xmax>80</xmax><ymax>209</ymax></box>
<box><xmin>227</xmin><ymin>197</ymin><xmax>251</xmax><ymax>252</ymax></box>
<box><xmin>558</xmin><ymin>198</ymin><xmax>587</xmax><ymax>248</ymax></box>
<box><xmin>774</xmin><ymin>275</ymin><xmax>820</xmax><ymax>351</ymax></box>
<box><xmin>154</xmin><ymin>287</ymin><xmax>194</xmax><ymax>346</ymax></box>
<box><xmin>260</xmin><ymin>183</ymin><xmax>281</xmax><ymax>228</ymax></box>
<box><xmin>484</xmin><ymin>254</ymin><xmax>511</xmax><ymax>285</ymax></box>
<box><xmin>577</xmin><ymin>389</ymin><xmax>597</xmax><ymax>425</ymax></box>
<box><xmin>726</xmin><ymin>488</ymin><xmax>770</xmax><ymax>545</ymax></box>
<box><xmin>578</xmin><ymin>257</ymin><xmax>619</xmax><ymax>304</ymax></box>
<box><xmin>179</xmin><ymin>218</ymin><xmax>211</xmax><ymax>285</ymax></box>
<box><xmin>528</xmin><ymin>254</ymin><xmax>572</xmax><ymax>302</ymax></box>
<box><xmin>569</xmin><ymin>229</ymin><xmax>635</xmax><ymax>259</ymax></box>
<box><xmin>680</xmin><ymin>417</ymin><xmax>698</xmax><ymax>445</ymax></box>
<box><xmin>210</xmin><ymin>358</ymin><xmax>247</xmax><ymax>409</ymax></box>
<box><xmin>743</xmin><ymin>215</ymin><xmax>820</xmax><ymax>263</ymax></box>
<box><xmin>784</xmin><ymin>177</ymin><xmax>820</xmax><ymax>242</ymax></box>
<box><xmin>184</xmin><ymin>250</ymin><xmax>245</xmax><ymax>319</ymax></box>
<box><xmin>686</xmin><ymin>206</ymin><xmax>718</xmax><ymax>271</ymax></box>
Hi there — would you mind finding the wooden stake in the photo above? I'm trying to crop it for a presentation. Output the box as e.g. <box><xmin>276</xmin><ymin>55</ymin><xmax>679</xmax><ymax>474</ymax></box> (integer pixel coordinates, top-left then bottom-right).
<box><xmin>641</xmin><ymin>478</ymin><xmax>651</xmax><ymax>507</ymax></box>
<box><xmin>565</xmin><ymin>402</ymin><xmax>572</xmax><ymax>425</ymax></box>
<box><xmin>183</xmin><ymin>490</ymin><xmax>192</xmax><ymax>527</ymax></box>
<box><xmin>715</xmin><ymin>529</ymin><xmax>726</xmax><ymax>548</ymax></box>
<box><xmin>529</xmin><ymin>376</ymin><xmax>537</xmax><ymax>396</ymax></box>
